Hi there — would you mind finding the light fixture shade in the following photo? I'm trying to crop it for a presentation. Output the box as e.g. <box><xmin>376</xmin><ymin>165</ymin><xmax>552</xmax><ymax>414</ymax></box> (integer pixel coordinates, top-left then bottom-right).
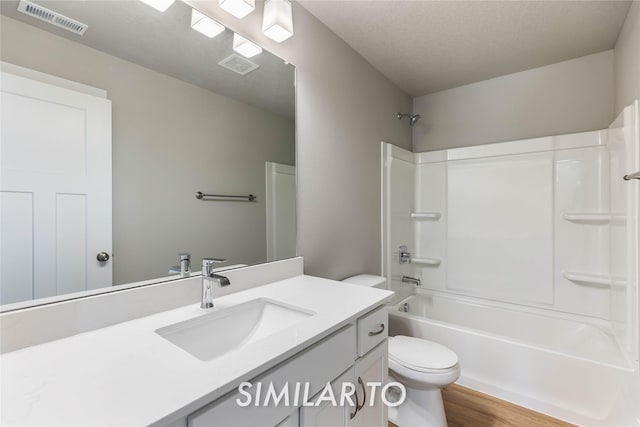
<box><xmin>191</xmin><ymin>9</ymin><xmax>225</xmax><ymax>38</ymax></box>
<box><xmin>219</xmin><ymin>0</ymin><xmax>255</xmax><ymax>19</ymax></box>
<box><xmin>233</xmin><ymin>33</ymin><xmax>262</xmax><ymax>58</ymax></box>
<box><xmin>262</xmin><ymin>0</ymin><xmax>293</xmax><ymax>43</ymax></box>
<box><xmin>139</xmin><ymin>0</ymin><xmax>175</xmax><ymax>12</ymax></box>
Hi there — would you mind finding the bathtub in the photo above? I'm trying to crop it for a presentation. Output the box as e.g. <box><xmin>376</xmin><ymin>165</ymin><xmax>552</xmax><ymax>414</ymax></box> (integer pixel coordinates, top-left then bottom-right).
<box><xmin>388</xmin><ymin>292</ymin><xmax>640</xmax><ymax>426</ymax></box>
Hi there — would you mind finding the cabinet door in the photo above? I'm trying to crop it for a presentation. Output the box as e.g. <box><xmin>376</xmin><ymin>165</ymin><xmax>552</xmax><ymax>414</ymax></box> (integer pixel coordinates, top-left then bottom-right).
<box><xmin>300</xmin><ymin>368</ymin><xmax>354</xmax><ymax>427</ymax></box>
<box><xmin>275</xmin><ymin>407</ymin><xmax>300</xmax><ymax>427</ymax></box>
<box><xmin>348</xmin><ymin>341</ymin><xmax>388</xmax><ymax>427</ymax></box>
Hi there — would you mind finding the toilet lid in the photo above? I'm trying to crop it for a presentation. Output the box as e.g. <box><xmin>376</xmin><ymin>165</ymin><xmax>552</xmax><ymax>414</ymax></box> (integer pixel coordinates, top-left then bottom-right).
<box><xmin>389</xmin><ymin>336</ymin><xmax>458</xmax><ymax>372</ymax></box>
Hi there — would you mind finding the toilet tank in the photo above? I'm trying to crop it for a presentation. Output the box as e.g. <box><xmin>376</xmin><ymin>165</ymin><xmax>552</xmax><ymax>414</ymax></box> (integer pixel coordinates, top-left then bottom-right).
<box><xmin>342</xmin><ymin>274</ymin><xmax>387</xmax><ymax>289</ymax></box>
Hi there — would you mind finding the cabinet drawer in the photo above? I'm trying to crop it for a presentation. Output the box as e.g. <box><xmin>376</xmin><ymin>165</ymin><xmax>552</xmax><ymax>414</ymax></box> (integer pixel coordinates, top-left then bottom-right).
<box><xmin>357</xmin><ymin>305</ymin><xmax>388</xmax><ymax>357</ymax></box>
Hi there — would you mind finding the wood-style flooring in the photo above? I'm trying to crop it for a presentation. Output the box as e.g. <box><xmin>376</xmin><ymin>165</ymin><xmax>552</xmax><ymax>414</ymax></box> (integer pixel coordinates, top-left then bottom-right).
<box><xmin>389</xmin><ymin>384</ymin><xmax>575</xmax><ymax>427</ymax></box>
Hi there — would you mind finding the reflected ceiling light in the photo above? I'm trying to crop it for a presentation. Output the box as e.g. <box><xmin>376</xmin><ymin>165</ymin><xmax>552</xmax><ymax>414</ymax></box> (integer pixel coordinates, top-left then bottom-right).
<box><xmin>219</xmin><ymin>0</ymin><xmax>255</xmax><ymax>19</ymax></box>
<box><xmin>233</xmin><ymin>33</ymin><xmax>262</xmax><ymax>58</ymax></box>
<box><xmin>139</xmin><ymin>0</ymin><xmax>175</xmax><ymax>12</ymax></box>
<box><xmin>262</xmin><ymin>0</ymin><xmax>293</xmax><ymax>43</ymax></box>
<box><xmin>191</xmin><ymin>9</ymin><xmax>225</xmax><ymax>38</ymax></box>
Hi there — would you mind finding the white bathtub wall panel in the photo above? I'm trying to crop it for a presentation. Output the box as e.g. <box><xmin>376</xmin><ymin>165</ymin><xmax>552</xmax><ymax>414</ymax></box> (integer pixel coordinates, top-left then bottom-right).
<box><xmin>608</xmin><ymin>126</ymin><xmax>627</xmax><ymax>288</ymax></box>
<box><xmin>389</xmin><ymin>158</ymin><xmax>414</xmax><ymax>220</ymax></box>
<box><xmin>608</xmin><ymin>101</ymin><xmax>640</xmax><ymax>366</ymax></box>
<box><xmin>385</xmin><ymin>145</ymin><xmax>416</xmax><ymax>302</ymax></box>
<box><xmin>425</xmin><ymin>132</ymin><xmax>602</xmax><ymax>163</ymax></box>
<box><xmin>382</xmin><ymin>143</ymin><xmax>393</xmax><ymax>286</ymax></box>
<box><xmin>446</xmin><ymin>152</ymin><xmax>554</xmax><ymax>305</ymax></box>
<box><xmin>415</xmin><ymin>162</ymin><xmax>447</xmax><ymax>292</ymax></box>
<box><xmin>551</xmin><ymin>130</ymin><xmax>604</xmax><ymax>151</ymax></box>
<box><xmin>446</xmin><ymin>136</ymin><xmax>553</xmax><ymax>161</ymax></box>
<box><xmin>553</xmin><ymin>146</ymin><xmax>611</xmax><ymax>319</ymax></box>
<box><xmin>415</xmin><ymin>149</ymin><xmax>447</xmax><ymax>164</ymax></box>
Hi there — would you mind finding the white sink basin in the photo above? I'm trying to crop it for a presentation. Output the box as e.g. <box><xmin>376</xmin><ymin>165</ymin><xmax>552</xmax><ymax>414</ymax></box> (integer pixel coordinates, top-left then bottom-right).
<box><xmin>155</xmin><ymin>298</ymin><xmax>315</xmax><ymax>361</ymax></box>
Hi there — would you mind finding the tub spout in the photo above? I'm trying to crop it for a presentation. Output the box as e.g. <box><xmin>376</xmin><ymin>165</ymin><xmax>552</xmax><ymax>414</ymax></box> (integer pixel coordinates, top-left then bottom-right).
<box><xmin>402</xmin><ymin>275</ymin><xmax>421</xmax><ymax>286</ymax></box>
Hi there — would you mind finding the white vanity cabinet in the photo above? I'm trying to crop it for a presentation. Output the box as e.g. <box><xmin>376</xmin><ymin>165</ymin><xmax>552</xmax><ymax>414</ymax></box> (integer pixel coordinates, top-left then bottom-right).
<box><xmin>299</xmin><ymin>306</ymin><xmax>389</xmax><ymax>427</ymax></box>
<box><xmin>187</xmin><ymin>304</ymin><xmax>389</xmax><ymax>427</ymax></box>
<box><xmin>188</xmin><ymin>325</ymin><xmax>357</xmax><ymax>427</ymax></box>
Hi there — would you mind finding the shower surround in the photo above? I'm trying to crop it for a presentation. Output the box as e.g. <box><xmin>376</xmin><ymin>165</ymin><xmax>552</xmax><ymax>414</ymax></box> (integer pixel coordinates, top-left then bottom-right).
<box><xmin>382</xmin><ymin>102</ymin><xmax>639</xmax><ymax>425</ymax></box>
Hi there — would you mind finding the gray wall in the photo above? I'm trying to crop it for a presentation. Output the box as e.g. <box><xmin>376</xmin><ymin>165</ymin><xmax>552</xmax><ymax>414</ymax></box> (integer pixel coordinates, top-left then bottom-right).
<box><xmin>615</xmin><ymin>0</ymin><xmax>640</xmax><ymax>114</ymax></box>
<box><xmin>185</xmin><ymin>1</ymin><xmax>413</xmax><ymax>280</ymax></box>
<box><xmin>412</xmin><ymin>50</ymin><xmax>615</xmax><ymax>152</ymax></box>
<box><xmin>1</xmin><ymin>16</ymin><xmax>295</xmax><ymax>285</ymax></box>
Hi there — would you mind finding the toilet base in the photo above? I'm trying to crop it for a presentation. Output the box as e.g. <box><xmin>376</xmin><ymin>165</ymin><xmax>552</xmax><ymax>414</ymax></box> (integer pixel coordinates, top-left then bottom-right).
<box><xmin>388</xmin><ymin>372</ymin><xmax>448</xmax><ymax>427</ymax></box>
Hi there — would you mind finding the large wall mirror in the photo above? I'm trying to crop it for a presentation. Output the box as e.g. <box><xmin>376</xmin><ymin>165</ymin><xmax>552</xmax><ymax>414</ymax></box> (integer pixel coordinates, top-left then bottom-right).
<box><xmin>0</xmin><ymin>0</ymin><xmax>296</xmax><ymax>308</ymax></box>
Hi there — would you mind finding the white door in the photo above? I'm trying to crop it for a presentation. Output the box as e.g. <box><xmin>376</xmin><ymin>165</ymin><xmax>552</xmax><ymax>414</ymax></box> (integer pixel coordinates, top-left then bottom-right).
<box><xmin>0</xmin><ymin>71</ymin><xmax>112</xmax><ymax>305</ymax></box>
<box><xmin>266</xmin><ymin>162</ymin><xmax>296</xmax><ymax>261</ymax></box>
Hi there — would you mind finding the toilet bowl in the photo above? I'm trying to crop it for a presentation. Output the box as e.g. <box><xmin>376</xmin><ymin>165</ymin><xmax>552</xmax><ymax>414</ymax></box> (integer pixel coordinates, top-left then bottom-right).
<box><xmin>341</xmin><ymin>275</ymin><xmax>460</xmax><ymax>427</ymax></box>
<box><xmin>388</xmin><ymin>335</ymin><xmax>460</xmax><ymax>427</ymax></box>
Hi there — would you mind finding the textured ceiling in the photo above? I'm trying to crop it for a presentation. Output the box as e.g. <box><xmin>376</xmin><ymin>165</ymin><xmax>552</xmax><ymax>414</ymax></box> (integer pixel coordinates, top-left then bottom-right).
<box><xmin>0</xmin><ymin>0</ymin><xmax>295</xmax><ymax>119</ymax></box>
<box><xmin>299</xmin><ymin>0</ymin><xmax>632</xmax><ymax>97</ymax></box>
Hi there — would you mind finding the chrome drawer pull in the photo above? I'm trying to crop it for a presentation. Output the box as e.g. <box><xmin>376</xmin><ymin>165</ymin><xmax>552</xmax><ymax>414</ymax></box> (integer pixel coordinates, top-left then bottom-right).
<box><xmin>368</xmin><ymin>324</ymin><xmax>385</xmax><ymax>336</ymax></box>
<box><xmin>356</xmin><ymin>376</ymin><xmax>366</xmax><ymax>411</ymax></box>
<box><xmin>349</xmin><ymin>387</ymin><xmax>360</xmax><ymax>419</ymax></box>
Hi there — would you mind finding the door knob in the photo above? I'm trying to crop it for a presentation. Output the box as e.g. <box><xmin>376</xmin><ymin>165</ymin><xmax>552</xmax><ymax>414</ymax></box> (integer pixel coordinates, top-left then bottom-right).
<box><xmin>97</xmin><ymin>252</ymin><xmax>110</xmax><ymax>262</ymax></box>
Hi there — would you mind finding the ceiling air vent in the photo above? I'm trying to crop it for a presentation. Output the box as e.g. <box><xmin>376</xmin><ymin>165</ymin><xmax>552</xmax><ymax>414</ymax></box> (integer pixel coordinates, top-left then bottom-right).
<box><xmin>17</xmin><ymin>0</ymin><xmax>88</xmax><ymax>36</ymax></box>
<box><xmin>218</xmin><ymin>54</ymin><xmax>259</xmax><ymax>76</ymax></box>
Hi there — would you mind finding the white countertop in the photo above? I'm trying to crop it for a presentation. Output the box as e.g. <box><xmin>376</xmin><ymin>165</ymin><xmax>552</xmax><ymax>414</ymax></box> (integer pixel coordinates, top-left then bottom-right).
<box><xmin>1</xmin><ymin>275</ymin><xmax>392</xmax><ymax>426</ymax></box>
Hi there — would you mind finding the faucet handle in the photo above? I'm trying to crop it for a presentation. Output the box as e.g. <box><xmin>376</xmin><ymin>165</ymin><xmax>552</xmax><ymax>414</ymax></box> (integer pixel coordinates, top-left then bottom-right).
<box><xmin>399</xmin><ymin>245</ymin><xmax>411</xmax><ymax>264</ymax></box>
<box><xmin>202</xmin><ymin>258</ymin><xmax>227</xmax><ymax>276</ymax></box>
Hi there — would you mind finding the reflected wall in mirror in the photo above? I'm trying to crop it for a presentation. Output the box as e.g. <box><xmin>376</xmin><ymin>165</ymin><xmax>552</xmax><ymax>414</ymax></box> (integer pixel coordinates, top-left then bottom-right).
<box><xmin>0</xmin><ymin>0</ymin><xmax>296</xmax><ymax>307</ymax></box>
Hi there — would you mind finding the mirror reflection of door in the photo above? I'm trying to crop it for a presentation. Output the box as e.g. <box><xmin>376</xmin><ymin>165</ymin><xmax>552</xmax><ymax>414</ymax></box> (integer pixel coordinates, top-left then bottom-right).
<box><xmin>0</xmin><ymin>70</ymin><xmax>112</xmax><ymax>305</ymax></box>
<box><xmin>0</xmin><ymin>0</ymin><xmax>295</xmax><ymax>308</ymax></box>
<box><xmin>265</xmin><ymin>162</ymin><xmax>296</xmax><ymax>261</ymax></box>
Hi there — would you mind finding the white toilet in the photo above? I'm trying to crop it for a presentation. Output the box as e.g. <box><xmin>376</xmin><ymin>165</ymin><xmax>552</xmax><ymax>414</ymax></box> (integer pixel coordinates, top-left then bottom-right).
<box><xmin>342</xmin><ymin>275</ymin><xmax>460</xmax><ymax>427</ymax></box>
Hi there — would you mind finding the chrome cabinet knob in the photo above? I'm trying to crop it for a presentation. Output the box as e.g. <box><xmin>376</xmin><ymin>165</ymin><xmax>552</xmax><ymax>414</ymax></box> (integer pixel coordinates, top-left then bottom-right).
<box><xmin>97</xmin><ymin>252</ymin><xmax>110</xmax><ymax>263</ymax></box>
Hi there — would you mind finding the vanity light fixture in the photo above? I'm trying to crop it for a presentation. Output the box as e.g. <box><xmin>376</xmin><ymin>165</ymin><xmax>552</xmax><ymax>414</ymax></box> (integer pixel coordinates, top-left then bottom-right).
<box><xmin>219</xmin><ymin>0</ymin><xmax>255</xmax><ymax>19</ymax></box>
<box><xmin>262</xmin><ymin>0</ymin><xmax>293</xmax><ymax>43</ymax></box>
<box><xmin>233</xmin><ymin>33</ymin><xmax>262</xmax><ymax>58</ymax></box>
<box><xmin>191</xmin><ymin>9</ymin><xmax>225</xmax><ymax>38</ymax></box>
<box><xmin>138</xmin><ymin>0</ymin><xmax>175</xmax><ymax>12</ymax></box>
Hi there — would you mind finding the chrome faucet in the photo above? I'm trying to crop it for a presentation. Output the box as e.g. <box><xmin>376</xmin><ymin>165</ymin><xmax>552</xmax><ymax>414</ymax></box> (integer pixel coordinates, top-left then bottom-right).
<box><xmin>179</xmin><ymin>253</ymin><xmax>191</xmax><ymax>278</ymax></box>
<box><xmin>401</xmin><ymin>275</ymin><xmax>421</xmax><ymax>286</ymax></box>
<box><xmin>168</xmin><ymin>253</ymin><xmax>191</xmax><ymax>277</ymax></box>
<box><xmin>201</xmin><ymin>258</ymin><xmax>230</xmax><ymax>309</ymax></box>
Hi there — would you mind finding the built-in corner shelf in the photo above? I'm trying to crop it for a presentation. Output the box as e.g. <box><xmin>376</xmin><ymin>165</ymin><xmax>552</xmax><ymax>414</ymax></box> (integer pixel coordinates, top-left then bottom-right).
<box><xmin>561</xmin><ymin>212</ymin><xmax>624</xmax><ymax>225</ymax></box>
<box><xmin>412</xmin><ymin>257</ymin><xmax>442</xmax><ymax>266</ymax></box>
<box><xmin>563</xmin><ymin>271</ymin><xmax>626</xmax><ymax>289</ymax></box>
<box><xmin>411</xmin><ymin>212</ymin><xmax>441</xmax><ymax>221</ymax></box>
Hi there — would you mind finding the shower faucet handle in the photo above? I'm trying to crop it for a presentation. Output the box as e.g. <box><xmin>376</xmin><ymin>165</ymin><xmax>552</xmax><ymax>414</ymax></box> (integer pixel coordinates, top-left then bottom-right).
<box><xmin>399</xmin><ymin>245</ymin><xmax>411</xmax><ymax>264</ymax></box>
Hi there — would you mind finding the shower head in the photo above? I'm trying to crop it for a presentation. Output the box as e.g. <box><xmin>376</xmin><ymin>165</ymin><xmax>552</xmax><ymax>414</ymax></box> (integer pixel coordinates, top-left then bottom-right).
<box><xmin>397</xmin><ymin>112</ymin><xmax>421</xmax><ymax>126</ymax></box>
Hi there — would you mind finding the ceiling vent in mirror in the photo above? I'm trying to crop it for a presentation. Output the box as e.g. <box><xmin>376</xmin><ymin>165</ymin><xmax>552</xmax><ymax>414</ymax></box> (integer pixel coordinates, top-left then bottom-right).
<box><xmin>17</xmin><ymin>0</ymin><xmax>88</xmax><ymax>35</ymax></box>
<box><xmin>218</xmin><ymin>54</ymin><xmax>259</xmax><ymax>76</ymax></box>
